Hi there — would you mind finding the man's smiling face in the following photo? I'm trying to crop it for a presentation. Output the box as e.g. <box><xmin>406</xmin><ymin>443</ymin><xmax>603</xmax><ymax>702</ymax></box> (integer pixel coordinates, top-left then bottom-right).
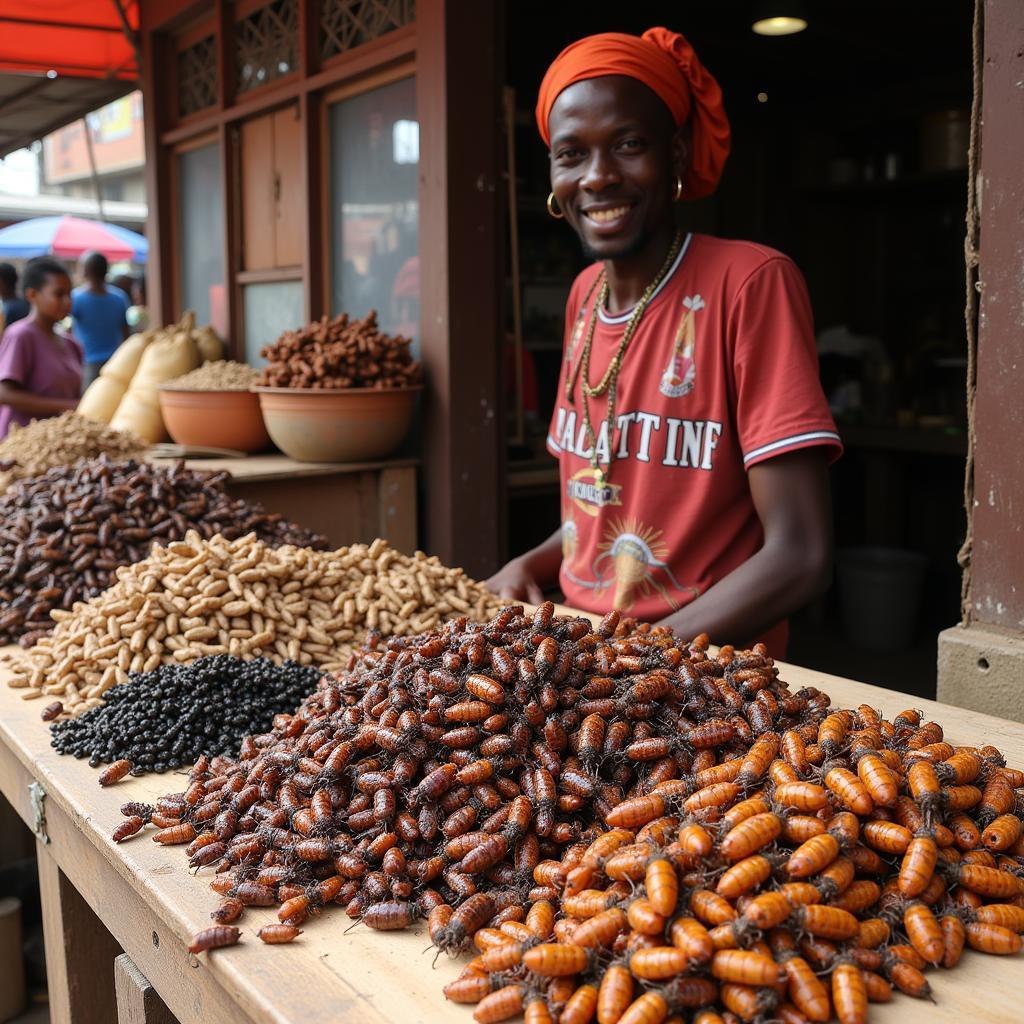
<box><xmin>547</xmin><ymin>75</ymin><xmax>685</xmax><ymax>262</ymax></box>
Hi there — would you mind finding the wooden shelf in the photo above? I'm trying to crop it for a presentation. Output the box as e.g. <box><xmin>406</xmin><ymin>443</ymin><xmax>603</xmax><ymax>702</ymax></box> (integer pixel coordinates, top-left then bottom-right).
<box><xmin>800</xmin><ymin>169</ymin><xmax>967</xmax><ymax>201</ymax></box>
<box><xmin>840</xmin><ymin>423</ymin><xmax>966</xmax><ymax>457</ymax></box>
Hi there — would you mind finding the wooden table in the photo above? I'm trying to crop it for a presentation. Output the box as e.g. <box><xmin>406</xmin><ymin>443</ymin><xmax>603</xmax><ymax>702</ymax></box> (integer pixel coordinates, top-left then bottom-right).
<box><xmin>2</xmin><ymin>645</ymin><xmax>1024</xmax><ymax>1024</ymax></box>
<box><xmin>146</xmin><ymin>453</ymin><xmax>418</xmax><ymax>552</ymax></box>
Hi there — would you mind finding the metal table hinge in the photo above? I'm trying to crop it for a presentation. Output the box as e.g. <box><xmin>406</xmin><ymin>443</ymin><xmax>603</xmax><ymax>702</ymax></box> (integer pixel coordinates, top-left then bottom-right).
<box><xmin>29</xmin><ymin>780</ymin><xmax>49</xmax><ymax>844</ymax></box>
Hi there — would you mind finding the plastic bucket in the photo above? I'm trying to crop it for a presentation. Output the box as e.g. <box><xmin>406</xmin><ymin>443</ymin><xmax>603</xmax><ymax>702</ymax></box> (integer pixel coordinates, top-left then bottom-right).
<box><xmin>836</xmin><ymin>547</ymin><xmax>928</xmax><ymax>652</ymax></box>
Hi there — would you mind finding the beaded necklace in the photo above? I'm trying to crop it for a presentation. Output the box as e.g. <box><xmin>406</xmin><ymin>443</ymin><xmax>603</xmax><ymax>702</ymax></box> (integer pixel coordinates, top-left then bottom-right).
<box><xmin>564</xmin><ymin>230</ymin><xmax>684</xmax><ymax>486</ymax></box>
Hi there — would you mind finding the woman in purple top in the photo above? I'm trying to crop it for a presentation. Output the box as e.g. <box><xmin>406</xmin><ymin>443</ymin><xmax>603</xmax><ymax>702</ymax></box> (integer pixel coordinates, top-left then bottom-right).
<box><xmin>0</xmin><ymin>256</ymin><xmax>83</xmax><ymax>440</ymax></box>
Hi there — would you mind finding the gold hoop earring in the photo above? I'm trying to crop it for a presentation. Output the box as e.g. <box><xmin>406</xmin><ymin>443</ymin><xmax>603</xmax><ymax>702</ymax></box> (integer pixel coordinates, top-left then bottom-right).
<box><xmin>546</xmin><ymin>192</ymin><xmax>564</xmax><ymax>219</ymax></box>
<box><xmin>673</xmin><ymin>177</ymin><xmax>684</xmax><ymax>202</ymax></box>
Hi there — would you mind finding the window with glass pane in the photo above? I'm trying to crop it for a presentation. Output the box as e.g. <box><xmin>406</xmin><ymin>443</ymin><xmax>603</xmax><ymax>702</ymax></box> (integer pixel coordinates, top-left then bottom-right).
<box><xmin>243</xmin><ymin>280</ymin><xmax>304</xmax><ymax>366</ymax></box>
<box><xmin>235</xmin><ymin>0</ymin><xmax>298</xmax><ymax>94</ymax></box>
<box><xmin>329</xmin><ymin>76</ymin><xmax>418</xmax><ymax>353</ymax></box>
<box><xmin>177</xmin><ymin>143</ymin><xmax>226</xmax><ymax>334</ymax></box>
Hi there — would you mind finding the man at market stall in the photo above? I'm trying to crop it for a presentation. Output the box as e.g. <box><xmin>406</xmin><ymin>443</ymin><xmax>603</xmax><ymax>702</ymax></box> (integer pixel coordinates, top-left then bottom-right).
<box><xmin>72</xmin><ymin>250</ymin><xmax>130</xmax><ymax>390</ymax></box>
<box><xmin>487</xmin><ymin>27</ymin><xmax>842</xmax><ymax>656</ymax></box>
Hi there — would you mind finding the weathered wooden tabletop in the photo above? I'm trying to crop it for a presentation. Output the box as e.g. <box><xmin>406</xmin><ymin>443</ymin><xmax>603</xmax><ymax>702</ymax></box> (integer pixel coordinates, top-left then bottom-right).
<box><xmin>2</xmin><ymin>639</ymin><xmax>1023</xmax><ymax>1023</ymax></box>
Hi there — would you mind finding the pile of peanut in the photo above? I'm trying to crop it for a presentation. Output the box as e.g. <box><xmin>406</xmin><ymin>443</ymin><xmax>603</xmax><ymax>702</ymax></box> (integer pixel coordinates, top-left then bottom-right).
<box><xmin>7</xmin><ymin>534</ymin><xmax>502</xmax><ymax>716</ymax></box>
<box><xmin>162</xmin><ymin>361</ymin><xmax>261</xmax><ymax>392</ymax></box>
<box><xmin>0</xmin><ymin>412</ymin><xmax>145</xmax><ymax>493</ymax></box>
<box><xmin>258</xmin><ymin>310</ymin><xmax>420</xmax><ymax>389</ymax></box>
<box><xmin>0</xmin><ymin>456</ymin><xmax>325</xmax><ymax>648</ymax></box>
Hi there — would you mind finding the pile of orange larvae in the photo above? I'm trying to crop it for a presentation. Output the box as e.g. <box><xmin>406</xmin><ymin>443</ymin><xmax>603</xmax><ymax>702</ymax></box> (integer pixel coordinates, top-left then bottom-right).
<box><xmin>442</xmin><ymin>706</ymin><xmax>1024</xmax><ymax>1024</ymax></box>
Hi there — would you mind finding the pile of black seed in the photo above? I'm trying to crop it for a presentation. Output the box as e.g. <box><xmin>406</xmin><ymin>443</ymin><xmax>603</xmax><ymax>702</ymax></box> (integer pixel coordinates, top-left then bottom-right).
<box><xmin>50</xmin><ymin>655</ymin><xmax>323</xmax><ymax>773</ymax></box>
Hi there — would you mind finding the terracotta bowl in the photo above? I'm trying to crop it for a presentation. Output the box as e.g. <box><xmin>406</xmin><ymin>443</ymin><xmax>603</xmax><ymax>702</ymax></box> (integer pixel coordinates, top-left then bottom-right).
<box><xmin>253</xmin><ymin>386</ymin><xmax>420</xmax><ymax>463</ymax></box>
<box><xmin>157</xmin><ymin>389</ymin><xmax>271</xmax><ymax>453</ymax></box>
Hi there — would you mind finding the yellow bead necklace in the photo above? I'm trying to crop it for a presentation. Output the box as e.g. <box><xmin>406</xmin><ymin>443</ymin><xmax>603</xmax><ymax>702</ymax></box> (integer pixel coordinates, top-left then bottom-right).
<box><xmin>565</xmin><ymin>229</ymin><xmax>684</xmax><ymax>486</ymax></box>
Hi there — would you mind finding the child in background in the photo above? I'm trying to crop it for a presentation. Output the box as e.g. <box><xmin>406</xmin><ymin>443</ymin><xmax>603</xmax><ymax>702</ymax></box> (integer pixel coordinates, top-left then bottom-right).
<box><xmin>0</xmin><ymin>262</ymin><xmax>31</xmax><ymax>336</ymax></box>
<box><xmin>72</xmin><ymin>250</ymin><xmax>129</xmax><ymax>389</ymax></box>
<box><xmin>129</xmin><ymin>274</ymin><xmax>150</xmax><ymax>332</ymax></box>
<box><xmin>112</xmin><ymin>272</ymin><xmax>150</xmax><ymax>332</ymax></box>
<box><xmin>0</xmin><ymin>256</ymin><xmax>83</xmax><ymax>440</ymax></box>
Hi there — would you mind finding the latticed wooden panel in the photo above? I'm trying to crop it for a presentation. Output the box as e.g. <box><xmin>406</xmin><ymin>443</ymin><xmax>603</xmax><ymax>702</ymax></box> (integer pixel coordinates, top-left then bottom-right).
<box><xmin>177</xmin><ymin>35</ymin><xmax>218</xmax><ymax>117</ymax></box>
<box><xmin>235</xmin><ymin>0</ymin><xmax>299</xmax><ymax>94</ymax></box>
<box><xmin>320</xmin><ymin>0</ymin><xmax>415</xmax><ymax>61</ymax></box>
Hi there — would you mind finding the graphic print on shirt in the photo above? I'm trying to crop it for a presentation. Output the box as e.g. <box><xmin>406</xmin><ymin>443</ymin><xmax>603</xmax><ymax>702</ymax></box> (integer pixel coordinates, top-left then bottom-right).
<box><xmin>566</xmin><ymin>516</ymin><xmax>701</xmax><ymax>613</ymax></box>
<box><xmin>566</xmin><ymin>466</ymin><xmax>623</xmax><ymax>516</ymax></box>
<box><xmin>659</xmin><ymin>294</ymin><xmax>704</xmax><ymax>398</ymax></box>
<box><xmin>561</xmin><ymin>512</ymin><xmax>604</xmax><ymax>593</ymax></box>
<box><xmin>562</xmin><ymin>517</ymin><xmax>577</xmax><ymax>562</ymax></box>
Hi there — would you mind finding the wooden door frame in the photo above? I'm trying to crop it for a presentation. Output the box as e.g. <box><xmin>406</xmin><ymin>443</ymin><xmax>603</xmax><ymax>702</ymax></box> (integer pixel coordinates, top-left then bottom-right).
<box><xmin>416</xmin><ymin>0</ymin><xmax>504</xmax><ymax>577</ymax></box>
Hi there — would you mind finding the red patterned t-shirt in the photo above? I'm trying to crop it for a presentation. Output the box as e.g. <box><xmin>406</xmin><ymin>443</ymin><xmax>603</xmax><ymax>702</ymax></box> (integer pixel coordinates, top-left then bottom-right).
<box><xmin>546</xmin><ymin>232</ymin><xmax>841</xmax><ymax>651</ymax></box>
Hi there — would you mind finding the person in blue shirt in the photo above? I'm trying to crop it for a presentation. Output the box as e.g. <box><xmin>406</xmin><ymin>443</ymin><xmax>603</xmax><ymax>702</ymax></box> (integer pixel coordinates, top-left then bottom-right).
<box><xmin>72</xmin><ymin>250</ymin><xmax>129</xmax><ymax>389</ymax></box>
<box><xmin>0</xmin><ymin>263</ymin><xmax>31</xmax><ymax>335</ymax></box>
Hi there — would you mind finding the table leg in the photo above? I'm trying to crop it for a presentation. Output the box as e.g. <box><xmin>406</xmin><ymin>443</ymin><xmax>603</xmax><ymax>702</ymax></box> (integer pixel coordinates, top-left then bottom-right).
<box><xmin>114</xmin><ymin>953</ymin><xmax>178</xmax><ymax>1024</ymax></box>
<box><xmin>36</xmin><ymin>840</ymin><xmax>121</xmax><ymax>1023</ymax></box>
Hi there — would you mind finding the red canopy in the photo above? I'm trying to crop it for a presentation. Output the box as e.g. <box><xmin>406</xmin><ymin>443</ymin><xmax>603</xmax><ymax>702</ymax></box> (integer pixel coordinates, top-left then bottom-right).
<box><xmin>0</xmin><ymin>2</ymin><xmax>138</xmax><ymax>79</ymax></box>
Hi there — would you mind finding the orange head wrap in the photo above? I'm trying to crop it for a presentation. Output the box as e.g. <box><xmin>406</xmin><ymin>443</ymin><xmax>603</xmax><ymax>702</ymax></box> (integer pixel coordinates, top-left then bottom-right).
<box><xmin>535</xmin><ymin>27</ymin><xmax>731</xmax><ymax>199</ymax></box>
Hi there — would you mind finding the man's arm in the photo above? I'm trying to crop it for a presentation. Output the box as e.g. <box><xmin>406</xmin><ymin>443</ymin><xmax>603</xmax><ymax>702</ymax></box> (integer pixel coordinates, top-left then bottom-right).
<box><xmin>657</xmin><ymin>448</ymin><xmax>832</xmax><ymax>645</ymax></box>
<box><xmin>486</xmin><ymin>528</ymin><xmax>564</xmax><ymax>605</ymax></box>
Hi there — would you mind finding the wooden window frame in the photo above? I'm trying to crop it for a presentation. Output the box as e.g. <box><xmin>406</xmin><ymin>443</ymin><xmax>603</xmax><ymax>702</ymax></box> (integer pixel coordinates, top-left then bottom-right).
<box><xmin>158</xmin><ymin>23</ymin><xmax>415</xmax><ymax>146</ymax></box>
<box><xmin>151</xmin><ymin>0</ymin><xmax>415</xmax><ymax>341</ymax></box>
<box><xmin>319</xmin><ymin>59</ymin><xmax>416</xmax><ymax>322</ymax></box>
<box><xmin>167</xmin><ymin>131</ymin><xmax>220</xmax><ymax>323</ymax></box>
<box><xmin>171</xmin><ymin>16</ymin><xmax>219</xmax><ymax>129</ymax></box>
<box><xmin>174</xmin><ymin>17</ymin><xmax>217</xmax><ymax>51</ymax></box>
<box><xmin>319</xmin><ymin>0</ymin><xmax>416</xmax><ymax>72</ymax></box>
<box><xmin>232</xmin><ymin>0</ymin><xmax>303</xmax><ymax>101</ymax></box>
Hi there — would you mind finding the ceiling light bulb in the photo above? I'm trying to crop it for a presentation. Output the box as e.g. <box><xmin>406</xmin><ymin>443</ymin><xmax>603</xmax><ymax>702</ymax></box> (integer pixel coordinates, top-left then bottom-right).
<box><xmin>752</xmin><ymin>16</ymin><xmax>808</xmax><ymax>36</ymax></box>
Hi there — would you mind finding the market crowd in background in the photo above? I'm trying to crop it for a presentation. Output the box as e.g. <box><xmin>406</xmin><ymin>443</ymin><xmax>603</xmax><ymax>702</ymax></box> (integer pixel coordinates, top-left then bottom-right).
<box><xmin>0</xmin><ymin>254</ymin><xmax>148</xmax><ymax>439</ymax></box>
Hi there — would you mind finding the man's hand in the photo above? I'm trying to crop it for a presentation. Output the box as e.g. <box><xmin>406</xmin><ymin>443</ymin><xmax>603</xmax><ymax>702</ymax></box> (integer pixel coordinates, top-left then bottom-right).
<box><xmin>486</xmin><ymin>528</ymin><xmax>564</xmax><ymax>605</ymax></box>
